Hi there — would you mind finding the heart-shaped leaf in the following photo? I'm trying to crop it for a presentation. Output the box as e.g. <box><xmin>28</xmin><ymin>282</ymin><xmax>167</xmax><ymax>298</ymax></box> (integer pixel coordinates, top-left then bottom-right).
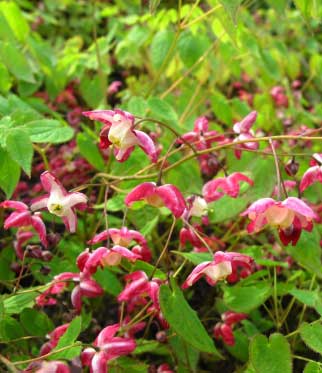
<box><xmin>250</xmin><ymin>333</ymin><xmax>292</xmax><ymax>373</ymax></box>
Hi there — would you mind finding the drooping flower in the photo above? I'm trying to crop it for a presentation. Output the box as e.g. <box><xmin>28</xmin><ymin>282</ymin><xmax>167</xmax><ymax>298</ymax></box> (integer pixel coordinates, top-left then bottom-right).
<box><xmin>300</xmin><ymin>153</ymin><xmax>322</xmax><ymax>193</ymax></box>
<box><xmin>1</xmin><ymin>200</ymin><xmax>47</xmax><ymax>248</ymax></box>
<box><xmin>88</xmin><ymin>227</ymin><xmax>152</xmax><ymax>262</ymax></box>
<box><xmin>241</xmin><ymin>197</ymin><xmax>317</xmax><ymax>245</ymax></box>
<box><xmin>214</xmin><ymin>311</ymin><xmax>248</xmax><ymax>346</ymax></box>
<box><xmin>182</xmin><ymin>195</ymin><xmax>208</xmax><ymax>222</ymax></box>
<box><xmin>82</xmin><ymin>109</ymin><xmax>158</xmax><ymax>162</ymax></box>
<box><xmin>270</xmin><ymin>86</ymin><xmax>288</xmax><ymax>108</ymax></box>
<box><xmin>24</xmin><ymin>360</ymin><xmax>70</xmax><ymax>373</ymax></box>
<box><xmin>182</xmin><ymin>251</ymin><xmax>254</xmax><ymax>289</ymax></box>
<box><xmin>81</xmin><ymin>323</ymin><xmax>136</xmax><ymax>373</ymax></box>
<box><xmin>177</xmin><ymin>116</ymin><xmax>227</xmax><ymax>176</ymax></box>
<box><xmin>40</xmin><ymin>323</ymin><xmax>70</xmax><ymax>356</ymax></box>
<box><xmin>30</xmin><ymin>171</ymin><xmax>88</xmax><ymax>233</ymax></box>
<box><xmin>232</xmin><ymin>111</ymin><xmax>259</xmax><ymax>159</ymax></box>
<box><xmin>125</xmin><ymin>182</ymin><xmax>186</xmax><ymax>218</ymax></box>
<box><xmin>202</xmin><ymin>173</ymin><xmax>253</xmax><ymax>203</ymax></box>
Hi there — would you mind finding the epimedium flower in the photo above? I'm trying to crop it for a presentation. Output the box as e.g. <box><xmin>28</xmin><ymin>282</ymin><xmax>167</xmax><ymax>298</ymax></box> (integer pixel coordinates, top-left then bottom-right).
<box><xmin>125</xmin><ymin>182</ymin><xmax>187</xmax><ymax>218</ymax></box>
<box><xmin>300</xmin><ymin>153</ymin><xmax>322</xmax><ymax>193</ymax></box>
<box><xmin>82</xmin><ymin>109</ymin><xmax>158</xmax><ymax>162</ymax></box>
<box><xmin>40</xmin><ymin>323</ymin><xmax>70</xmax><ymax>356</ymax></box>
<box><xmin>202</xmin><ymin>172</ymin><xmax>253</xmax><ymax>203</ymax></box>
<box><xmin>81</xmin><ymin>323</ymin><xmax>136</xmax><ymax>373</ymax></box>
<box><xmin>182</xmin><ymin>251</ymin><xmax>254</xmax><ymax>289</ymax></box>
<box><xmin>88</xmin><ymin>227</ymin><xmax>152</xmax><ymax>262</ymax></box>
<box><xmin>24</xmin><ymin>360</ymin><xmax>70</xmax><ymax>373</ymax></box>
<box><xmin>241</xmin><ymin>197</ymin><xmax>317</xmax><ymax>246</ymax></box>
<box><xmin>213</xmin><ymin>311</ymin><xmax>248</xmax><ymax>346</ymax></box>
<box><xmin>232</xmin><ymin>111</ymin><xmax>259</xmax><ymax>159</ymax></box>
<box><xmin>30</xmin><ymin>171</ymin><xmax>88</xmax><ymax>233</ymax></box>
<box><xmin>0</xmin><ymin>200</ymin><xmax>48</xmax><ymax>248</ymax></box>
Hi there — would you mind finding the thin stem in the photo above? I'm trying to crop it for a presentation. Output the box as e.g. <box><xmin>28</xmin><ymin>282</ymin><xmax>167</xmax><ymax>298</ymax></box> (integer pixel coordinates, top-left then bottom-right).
<box><xmin>185</xmin><ymin>221</ymin><xmax>213</xmax><ymax>255</ymax></box>
<box><xmin>273</xmin><ymin>267</ymin><xmax>280</xmax><ymax>330</ymax></box>
<box><xmin>157</xmin><ymin>140</ymin><xmax>176</xmax><ymax>185</ymax></box>
<box><xmin>33</xmin><ymin>144</ymin><xmax>50</xmax><ymax>171</ymax></box>
<box><xmin>0</xmin><ymin>354</ymin><xmax>18</xmax><ymax>373</ymax></box>
<box><xmin>150</xmin><ymin>217</ymin><xmax>176</xmax><ymax>279</ymax></box>
<box><xmin>181</xmin><ymin>4</ymin><xmax>222</xmax><ymax>29</ymax></box>
<box><xmin>13</xmin><ymin>250</ymin><xmax>27</xmax><ymax>293</ymax></box>
<box><xmin>269</xmin><ymin>138</ymin><xmax>283</xmax><ymax>200</ymax></box>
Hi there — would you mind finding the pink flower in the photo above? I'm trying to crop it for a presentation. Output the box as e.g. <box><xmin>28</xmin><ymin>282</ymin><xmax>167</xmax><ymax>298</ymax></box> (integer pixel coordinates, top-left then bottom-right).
<box><xmin>107</xmin><ymin>80</ymin><xmax>122</xmax><ymax>95</ymax></box>
<box><xmin>1</xmin><ymin>200</ymin><xmax>47</xmax><ymax>248</ymax></box>
<box><xmin>82</xmin><ymin>109</ymin><xmax>158</xmax><ymax>162</ymax></box>
<box><xmin>177</xmin><ymin>116</ymin><xmax>227</xmax><ymax>176</ymax></box>
<box><xmin>233</xmin><ymin>111</ymin><xmax>259</xmax><ymax>159</ymax></box>
<box><xmin>270</xmin><ymin>86</ymin><xmax>288</xmax><ymax>108</ymax></box>
<box><xmin>24</xmin><ymin>361</ymin><xmax>70</xmax><ymax>373</ymax></box>
<box><xmin>125</xmin><ymin>182</ymin><xmax>186</xmax><ymax>218</ymax></box>
<box><xmin>88</xmin><ymin>227</ymin><xmax>152</xmax><ymax>262</ymax></box>
<box><xmin>179</xmin><ymin>225</ymin><xmax>225</xmax><ymax>252</ymax></box>
<box><xmin>30</xmin><ymin>171</ymin><xmax>88</xmax><ymax>233</ymax></box>
<box><xmin>213</xmin><ymin>311</ymin><xmax>247</xmax><ymax>346</ymax></box>
<box><xmin>183</xmin><ymin>195</ymin><xmax>208</xmax><ymax>221</ymax></box>
<box><xmin>40</xmin><ymin>323</ymin><xmax>70</xmax><ymax>356</ymax></box>
<box><xmin>300</xmin><ymin>154</ymin><xmax>322</xmax><ymax>193</ymax></box>
<box><xmin>81</xmin><ymin>323</ymin><xmax>136</xmax><ymax>373</ymax></box>
<box><xmin>202</xmin><ymin>173</ymin><xmax>253</xmax><ymax>203</ymax></box>
<box><xmin>182</xmin><ymin>251</ymin><xmax>253</xmax><ymax>288</ymax></box>
<box><xmin>241</xmin><ymin>197</ymin><xmax>317</xmax><ymax>245</ymax></box>
<box><xmin>272</xmin><ymin>180</ymin><xmax>296</xmax><ymax>197</ymax></box>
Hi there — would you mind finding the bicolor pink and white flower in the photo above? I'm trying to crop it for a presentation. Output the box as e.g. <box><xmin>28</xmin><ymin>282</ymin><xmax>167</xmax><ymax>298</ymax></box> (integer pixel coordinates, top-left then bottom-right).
<box><xmin>1</xmin><ymin>200</ymin><xmax>47</xmax><ymax>248</ymax></box>
<box><xmin>81</xmin><ymin>323</ymin><xmax>136</xmax><ymax>373</ymax></box>
<box><xmin>241</xmin><ymin>197</ymin><xmax>317</xmax><ymax>245</ymax></box>
<box><xmin>177</xmin><ymin>116</ymin><xmax>227</xmax><ymax>175</ymax></box>
<box><xmin>83</xmin><ymin>109</ymin><xmax>158</xmax><ymax>162</ymax></box>
<box><xmin>183</xmin><ymin>195</ymin><xmax>208</xmax><ymax>222</ymax></box>
<box><xmin>25</xmin><ymin>360</ymin><xmax>70</xmax><ymax>373</ymax></box>
<box><xmin>31</xmin><ymin>171</ymin><xmax>88</xmax><ymax>233</ymax></box>
<box><xmin>182</xmin><ymin>251</ymin><xmax>254</xmax><ymax>288</ymax></box>
<box><xmin>300</xmin><ymin>153</ymin><xmax>322</xmax><ymax>193</ymax></box>
<box><xmin>233</xmin><ymin>111</ymin><xmax>259</xmax><ymax>159</ymax></box>
<box><xmin>202</xmin><ymin>173</ymin><xmax>253</xmax><ymax>203</ymax></box>
<box><xmin>88</xmin><ymin>227</ymin><xmax>152</xmax><ymax>262</ymax></box>
<box><xmin>214</xmin><ymin>311</ymin><xmax>248</xmax><ymax>346</ymax></box>
<box><xmin>125</xmin><ymin>182</ymin><xmax>186</xmax><ymax>218</ymax></box>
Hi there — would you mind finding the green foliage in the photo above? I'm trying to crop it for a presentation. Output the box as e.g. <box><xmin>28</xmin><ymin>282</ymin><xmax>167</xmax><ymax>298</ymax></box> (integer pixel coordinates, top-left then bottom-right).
<box><xmin>300</xmin><ymin>322</ymin><xmax>322</xmax><ymax>354</ymax></box>
<box><xmin>20</xmin><ymin>308</ymin><xmax>54</xmax><ymax>336</ymax></box>
<box><xmin>160</xmin><ymin>279</ymin><xmax>222</xmax><ymax>356</ymax></box>
<box><xmin>249</xmin><ymin>333</ymin><xmax>292</xmax><ymax>373</ymax></box>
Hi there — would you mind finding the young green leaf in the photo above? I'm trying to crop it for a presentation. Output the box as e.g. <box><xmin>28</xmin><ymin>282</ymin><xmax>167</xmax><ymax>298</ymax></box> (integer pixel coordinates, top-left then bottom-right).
<box><xmin>250</xmin><ymin>333</ymin><xmax>292</xmax><ymax>373</ymax></box>
<box><xmin>159</xmin><ymin>280</ymin><xmax>222</xmax><ymax>357</ymax></box>
<box><xmin>6</xmin><ymin>129</ymin><xmax>33</xmax><ymax>176</ymax></box>
<box><xmin>23</xmin><ymin>119</ymin><xmax>74</xmax><ymax>144</ymax></box>
<box><xmin>300</xmin><ymin>322</ymin><xmax>322</xmax><ymax>354</ymax></box>
<box><xmin>0</xmin><ymin>147</ymin><xmax>20</xmax><ymax>197</ymax></box>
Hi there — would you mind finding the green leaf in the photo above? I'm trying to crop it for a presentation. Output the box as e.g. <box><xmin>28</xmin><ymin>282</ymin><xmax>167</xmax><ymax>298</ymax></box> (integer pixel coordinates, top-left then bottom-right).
<box><xmin>23</xmin><ymin>119</ymin><xmax>74</xmax><ymax>144</ymax></box>
<box><xmin>286</xmin><ymin>228</ymin><xmax>321</xmax><ymax>278</ymax></box>
<box><xmin>0</xmin><ymin>41</ymin><xmax>35</xmax><ymax>83</ymax></box>
<box><xmin>226</xmin><ymin>329</ymin><xmax>249</xmax><ymax>362</ymax></box>
<box><xmin>219</xmin><ymin>0</ymin><xmax>242</xmax><ymax>24</ymax></box>
<box><xmin>172</xmin><ymin>251</ymin><xmax>212</xmax><ymax>265</ymax></box>
<box><xmin>0</xmin><ymin>62</ymin><xmax>11</xmax><ymax>93</ymax></box>
<box><xmin>76</xmin><ymin>132</ymin><xmax>105</xmax><ymax>171</ymax></box>
<box><xmin>147</xmin><ymin>97</ymin><xmax>179</xmax><ymax>125</ymax></box>
<box><xmin>150</xmin><ymin>29</ymin><xmax>175</xmax><ymax>70</ymax></box>
<box><xmin>294</xmin><ymin>0</ymin><xmax>321</xmax><ymax>19</ymax></box>
<box><xmin>127</xmin><ymin>96</ymin><xmax>147</xmax><ymax>117</ymax></box>
<box><xmin>223</xmin><ymin>282</ymin><xmax>272</xmax><ymax>313</ymax></box>
<box><xmin>6</xmin><ymin>129</ymin><xmax>33</xmax><ymax>176</ymax></box>
<box><xmin>0</xmin><ymin>316</ymin><xmax>24</xmax><ymax>341</ymax></box>
<box><xmin>250</xmin><ymin>333</ymin><xmax>292</xmax><ymax>373</ymax></box>
<box><xmin>3</xmin><ymin>290</ymin><xmax>39</xmax><ymax>314</ymax></box>
<box><xmin>300</xmin><ymin>322</ymin><xmax>322</xmax><ymax>354</ymax></box>
<box><xmin>0</xmin><ymin>2</ymin><xmax>30</xmax><ymax>42</ymax></box>
<box><xmin>0</xmin><ymin>147</ymin><xmax>20</xmax><ymax>197</ymax></box>
<box><xmin>178</xmin><ymin>32</ymin><xmax>209</xmax><ymax>68</ymax></box>
<box><xmin>49</xmin><ymin>316</ymin><xmax>82</xmax><ymax>360</ymax></box>
<box><xmin>94</xmin><ymin>268</ymin><xmax>123</xmax><ymax>296</ymax></box>
<box><xmin>79</xmin><ymin>75</ymin><xmax>105</xmax><ymax>108</ymax></box>
<box><xmin>20</xmin><ymin>308</ymin><xmax>54</xmax><ymax>336</ymax></box>
<box><xmin>289</xmin><ymin>289</ymin><xmax>322</xmax><ymax>316</ymax></box>
<box><xmin>159</xmin><ymin>280</ymin><xmax>222</xmax><ymax>356</ymax></box>
<box><xmin>303</xmin><ymin>361</ymin><xmax>322</xmax><ymax>373</ymax></box>
<box><xmin>211</xmin><ymin>92</ymin><xmax>232</xmax><ymax>125</ymax></box>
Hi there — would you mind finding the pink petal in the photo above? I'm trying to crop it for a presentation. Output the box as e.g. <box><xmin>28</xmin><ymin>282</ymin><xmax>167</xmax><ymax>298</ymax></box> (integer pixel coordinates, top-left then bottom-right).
<box><xmin>0</xmin><ymin>200</ymin><xmax>28</xmax><ymax>211</ymax></box>
<box><xmin>62</xmin><ymin>208</ymin><xmax>77</xmax><ymax>233</ymax></box>
<box><xmin>104</xmin><ymin>338</ymin><xmax>136</xmax><ymax>360</ymax></box>
<box><xmin>81</xmin><ymin>347</ymin><xmax>96</xmax><ymax>367</ymax></box>
<box><xmin>91</xmin><ymin>350</ymin><xmax>109</xmax><ymax>373</ymax></box>
<box><xmin>156</xmin><ymin>184</ymin><xmax>187</xmax><ymax>218</ymax></box>
<box><xmin>114</xmin><ymin>146</ymin><xmax>135</xmax><ymax>162</ymax></box>
<box><xmin>300</xmin><ymin>166</ymin><xmax>322</xmax><ymax>193</ymax></box>
<box><xmin>194</xmin><ymin>116</ymin><xmax>209</xmax><ymax>132</ymax></box>
<box><xmin>134</xmin><ymin>130</ymin><xmax>158</xmax><ymax>163</ymax></box>
<box><xmin>241</xmin><ymin>198</ymin><xmax>276</xmax><ymax>216</ymax></box>
<box><xmin>202</xmin><ymin>179</ymin><xmax>226</xmax><ymax>202</ymax></box>
<box><xmin>111</xmin><ymin>245</ymin><xmax>140</xmax><ymax>262</ymax></box>
<box><xmin>82</xmin><ymin>109</ymin><xmax>116</xmax><ymax>125</ymax></box>
<box><xmin>233</xmin><ymin>111</ymin><xmax>257</xmax><ymax>134</ymax></box>
<box><xmin>88</xmin><ymin>230</ymin><xmax>109</xmax><ymax>245</ymax></box>
<box><xmin>80</xmin><ymin>278</ymin><xmax>104</xmax><ymax>298</ymax></box>
<box><xmin>63</xmin><ymin>192</ymin><xmax>88</xmax><ymax>209</ymax></box>
<box><xmin>71</xmin><ymin>285</ymin><xmax>82</xmax><ymax>311</ymax></box>
<box><xmin>4</xmin><ymin>211</ymin><xmax>31</xmax><ymax>229</ymax></box>
<box><xmin>96</xmin><ymin>324</ymin><xmax>120</xmax><ymax>346</ymax></box>
<box><xmin>84</xmin><ymin>247</ymin><xmax>109</xmax><ymax>274</ymax></box>
<box><xmin>282</xmin><ymin>197</ymin><xmax>317</xmax><ymax>219</ymax></box>
<box><xmin>40</xmin><ymin>171</ymin><xmax>67</xmax><ymax>195</ymax></box>
<box><xmin>76</xmin><ymin>248</ymin><xmax>91</xmax><ymax>272</ymax></box>
<box><xmin>125</xmin><ymin>182</ymin><xmax>156</xmax><ymax>207</ymax></box>
<box><xmin>31</xmin><ymin>214</ymin><xmax>48</xmax><ymax>247</ymax></box>
<box><xmin>30</xmin><ymin>195</ymin><xmax>49</xmax><ymax>211</ymax></box>
<box><xmin>182</xmin><ymin>261</ymin><xmax>212</xmax><ymax>288</ymax></box>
